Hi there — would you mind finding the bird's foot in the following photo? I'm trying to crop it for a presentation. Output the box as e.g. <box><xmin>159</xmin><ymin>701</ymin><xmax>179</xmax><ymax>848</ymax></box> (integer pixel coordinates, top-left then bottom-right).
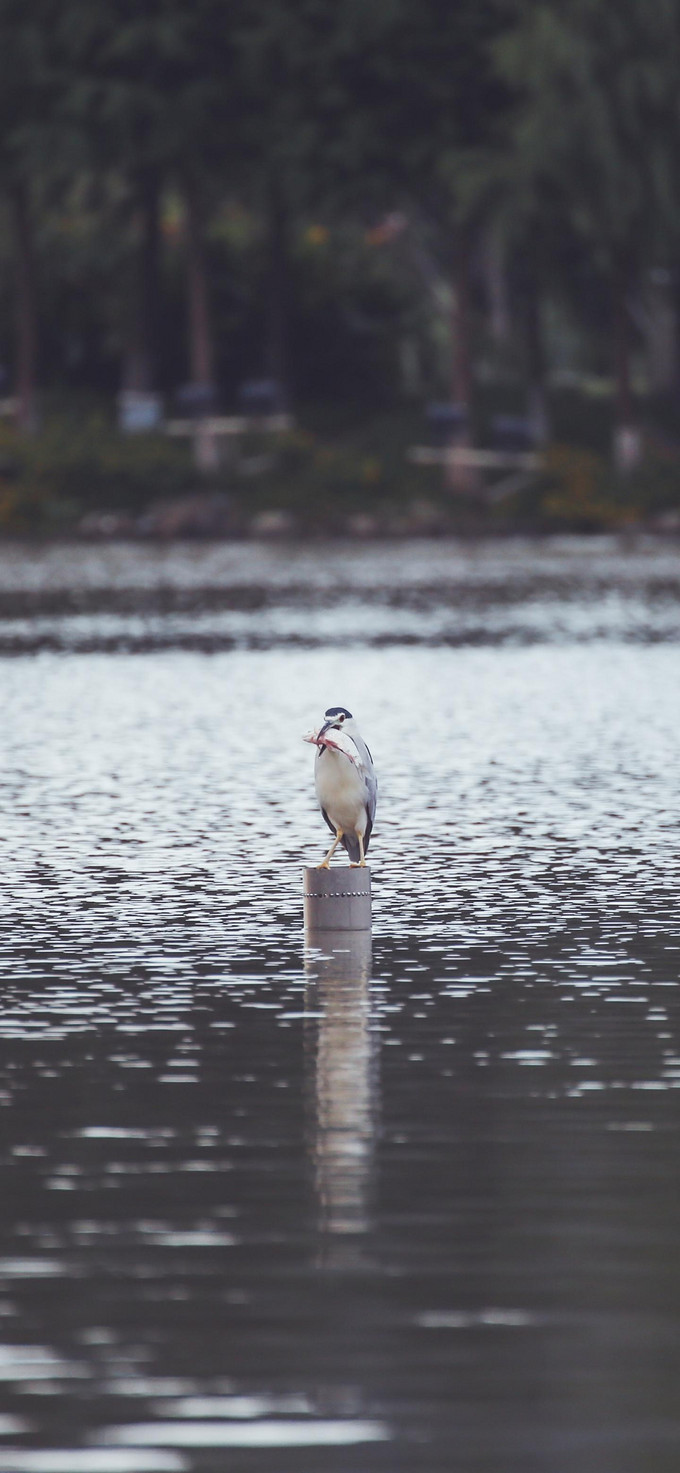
<box><xmin>350</xmin><ymin>861</ymin><xmax>368</xmax><ymax>868</ymax></box>
<box><xmin>317</xmin><ymin>860</ymin><xmax>331</xmax><ymax>870</ymax></box>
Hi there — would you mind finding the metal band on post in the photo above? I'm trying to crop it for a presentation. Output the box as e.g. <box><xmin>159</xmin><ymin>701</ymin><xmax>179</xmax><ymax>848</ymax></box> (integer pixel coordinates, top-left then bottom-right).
<box><xmin>302</xmin><ymin>866</ymin><xmax>371</xmax><ymax>931</ymax></box>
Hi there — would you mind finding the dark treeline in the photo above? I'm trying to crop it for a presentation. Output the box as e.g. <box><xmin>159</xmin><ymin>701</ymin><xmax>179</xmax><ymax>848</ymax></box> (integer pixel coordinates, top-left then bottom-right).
<box><xmin>2</xmin><ymin>0</ymin><xmax>680</xmax><ymax>471</ymax></box>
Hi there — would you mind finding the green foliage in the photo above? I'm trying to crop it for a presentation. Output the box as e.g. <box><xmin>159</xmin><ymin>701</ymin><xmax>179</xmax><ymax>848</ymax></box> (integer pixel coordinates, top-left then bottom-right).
<box><xmin>232</xmin><ymin>408</ymin><xmax>427</xmax><ymax>518</ymax></box>
<box><xmin>538</xmin><ymin>445</ymin><xmax>637</xmax><ymax>529</ymax></box>
<box><xmin>495</xmin><ymin>0</ymin><xmax>679</xmax><ymax>267</ymax></box>
<box><xmin>1</xmin><ymin>0</ymin><xmax>680</xmax><ymax>485</ymax></box>
<box><xmin>0</xmin><ymin>401</ymin><xmax>678</xmax><ymax>536</ymax></box>
<box><xmin>0</xmin><ymin>412</ymin><xmax>193</xmax><ymax>530</ymax></box>
<box><xmin>500</xmin><ymin>440</ymin><xmax>680</xmax><ymax>531</ymax></box>
<box><xmin>612</xmin><ymin>443</ymin><xmax>680</xmax><ymax>517</ymax></box>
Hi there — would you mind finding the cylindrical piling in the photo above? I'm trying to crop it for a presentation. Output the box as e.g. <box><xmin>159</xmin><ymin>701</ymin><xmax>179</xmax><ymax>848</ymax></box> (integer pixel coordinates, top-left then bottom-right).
<box><xmin>302</xmin><ymin>865</ymin><xmax>371</xmax><ymax>931</ymax></box>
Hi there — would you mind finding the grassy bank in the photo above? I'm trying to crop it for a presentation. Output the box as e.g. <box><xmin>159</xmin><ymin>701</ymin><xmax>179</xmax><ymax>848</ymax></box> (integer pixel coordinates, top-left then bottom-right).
<box><xmin>1</xmin><ymin>393</ymin><xmax>680</xmax><ymax>537</ymax></box>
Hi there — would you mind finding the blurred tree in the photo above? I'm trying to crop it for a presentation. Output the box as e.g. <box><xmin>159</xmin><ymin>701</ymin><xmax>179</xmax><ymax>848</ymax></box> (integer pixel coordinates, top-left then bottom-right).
<box><xmin>0</xmin><ymin>0</ymin><xmax>58</xmax><ymax>429</ymax></box>
<box><xmin>4</xmin><ymin>0</ymin><xmax>680</xmax><ymax>474</ymax></box>
<box><xmin>233</xmin><ymin>0</ymin><xmax>398</xmax><ymax>405</ymax></box>
<box><xmin>495</xmin><ymin>0</ymin><xmax>680</xmax><ymax>470</ymax></box>
<box><xmin>52</xmin><ymin>0</ymin><xmax>242</xmax><ymax>399</ymax></box>
<box><xmin>359</xmin><ymin>0</ymin><xmax>512</xmax><ymax>486</ymax></box>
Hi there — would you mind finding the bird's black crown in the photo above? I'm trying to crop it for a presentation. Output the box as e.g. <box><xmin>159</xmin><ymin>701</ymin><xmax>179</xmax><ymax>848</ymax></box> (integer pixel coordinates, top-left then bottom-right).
<box><xmin>325</xmin><ymin>706</ymin><xmax>352</xmax><ymax>719</ymax></box>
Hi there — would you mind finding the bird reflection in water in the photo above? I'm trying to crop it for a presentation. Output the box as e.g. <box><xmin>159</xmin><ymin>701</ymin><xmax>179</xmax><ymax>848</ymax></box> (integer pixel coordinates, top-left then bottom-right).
<box><xmin>304</xmin><ymin>929</ymin><xmax>377</xmax><ymax>1264</ymax></box>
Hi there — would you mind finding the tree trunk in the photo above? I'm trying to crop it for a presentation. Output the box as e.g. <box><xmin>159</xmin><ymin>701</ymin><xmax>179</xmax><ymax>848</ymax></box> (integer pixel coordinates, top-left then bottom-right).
<box><xmin>671</xmin><ymin>267</ymin><xmax>680</xmax><ymax>412</ymax></box>
<box><xmin>612</xmin><ymin>265</ymin><xmax>641</xmax><ymax>473</ymax></box>
<box><xmin>183</xmin><ymin>178</ymin><xmax>217</xmax><ymax>471</ymax></box>
<box><xmin>126</xmin><ymin>169</ymin><xmax>162</xmax><ymax>393</ymax></box>
<box><xmin>484</xmin><ymin>225</ymin><xmax>511</xmax><ymax>348</ymax></box>
<box><xmin>140</xmin><ymin>171</ymin><xmax>162</xmax><ymax>387</ymax></box>
<box><xmin>183</xmin><ymin>178</ymin><xmax>213</xmax><ymax>388</ymax></box>
<box><xmin>447</xmin><ymin>224</ymin><xmax>478</xmax><ymax>494</ymax></box>
<box><xmin>10</xmin><ymin>183</ymin><xmax>38</xmax><ymax>434</ymax></box>
<box><xmin>451</xmin><ymin>226</ymin><xmax>474</xmax><ymax>411</ymax></box>
<box><xmin>121</xmin><ymin>171</ymin><xmax>163</xmax><ymax>411</ymax></box>
<box><xmin>525</xmin><ymin>278</ymin><xmax>550</xmax><ymax>445</ymax></box>
<box><xmin>265</xmin><ymin>178</ymin><xmax>290</xmax><ymax>408</ymax></box>
<box><xmin>642</xmin><ymin>267</ymin><xmax>677</xmax><ymax>398</ymax></box>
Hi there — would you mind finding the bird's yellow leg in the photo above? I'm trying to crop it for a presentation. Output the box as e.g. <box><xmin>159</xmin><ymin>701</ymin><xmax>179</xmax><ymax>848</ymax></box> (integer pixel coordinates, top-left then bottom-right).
<box><xmin>318</xmin><ymin>829</ymin><xmax>343</xmax><ymax>869</ymax></box>
<box><xmin>350</xmin><ymin>831</ymin><xmax>367</xmax><ymax>867</ymax></box>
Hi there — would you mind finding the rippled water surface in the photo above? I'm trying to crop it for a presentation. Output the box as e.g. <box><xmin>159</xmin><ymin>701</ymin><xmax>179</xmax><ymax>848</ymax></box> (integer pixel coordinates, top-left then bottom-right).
<box><xmin>1</xmin><ymin>536</ymin><xmax>680</xmax><ymax>1472</ymax></box>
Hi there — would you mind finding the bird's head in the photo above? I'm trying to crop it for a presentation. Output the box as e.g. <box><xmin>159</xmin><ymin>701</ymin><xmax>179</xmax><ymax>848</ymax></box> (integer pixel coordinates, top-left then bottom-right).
<box><xmin>318</xmin><ymin>705</ymin><xmax>354</xmax><ymax>739</ymax></box>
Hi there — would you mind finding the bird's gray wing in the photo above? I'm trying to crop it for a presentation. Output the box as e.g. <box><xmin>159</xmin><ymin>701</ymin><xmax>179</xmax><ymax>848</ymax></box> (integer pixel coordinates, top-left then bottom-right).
<box><xmin>362</xmin><ymin>767</ymin><xmax>377</xmax><ymax>854</ymax></box>
<box><xmin>353</xmin><ymin>735</ymin><xmax>378</xmax><ymax>828</ymax></box>
<box><xmin>365</xmin><ymin>767</ymin><xmax>378</xmax><ymax>826</ymax></box>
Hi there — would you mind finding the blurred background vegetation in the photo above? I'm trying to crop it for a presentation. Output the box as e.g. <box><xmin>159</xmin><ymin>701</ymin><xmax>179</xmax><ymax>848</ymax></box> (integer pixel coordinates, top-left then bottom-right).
<box><xmin>2</xmin><ymin>0</ymin><xmax>680</xmax><ymax>535</ymax></box>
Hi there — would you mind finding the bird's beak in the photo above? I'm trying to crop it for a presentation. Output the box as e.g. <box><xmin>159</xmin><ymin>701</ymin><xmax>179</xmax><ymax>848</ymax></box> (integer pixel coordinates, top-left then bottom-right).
<box><xmin>317</xmin><ymin>720</ymin><xmax>333</xmax><ymax>741</ymax></box>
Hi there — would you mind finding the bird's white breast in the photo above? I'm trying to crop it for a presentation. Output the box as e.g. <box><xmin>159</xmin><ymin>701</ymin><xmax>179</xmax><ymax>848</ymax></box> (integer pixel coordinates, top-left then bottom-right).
<box><xmin>315</xmin><ymin>747</ymin><xmax>368</xmax><ymax>834</ymax></box>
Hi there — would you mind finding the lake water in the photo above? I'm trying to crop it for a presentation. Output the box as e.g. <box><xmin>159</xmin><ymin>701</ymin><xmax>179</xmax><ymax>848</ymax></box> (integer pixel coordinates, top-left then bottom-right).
<box><xmin>0</xmin><ymin>535</ymin><xmax>679</xmax><ymax>1473</ymax></box>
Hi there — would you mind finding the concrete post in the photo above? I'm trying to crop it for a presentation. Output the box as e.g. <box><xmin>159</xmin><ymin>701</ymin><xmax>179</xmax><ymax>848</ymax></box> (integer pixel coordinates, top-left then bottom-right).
<box><xmin>302</xmin><ymin>866</ymin><xmax>371</xmax><ymax>932</ymax></box>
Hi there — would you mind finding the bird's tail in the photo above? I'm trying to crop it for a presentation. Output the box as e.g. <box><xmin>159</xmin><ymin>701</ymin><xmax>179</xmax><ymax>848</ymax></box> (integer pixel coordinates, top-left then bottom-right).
<box><xmin>341</xmin><ymin>832</ymin><xmax>361</xmax><ymax>864</ymax></box>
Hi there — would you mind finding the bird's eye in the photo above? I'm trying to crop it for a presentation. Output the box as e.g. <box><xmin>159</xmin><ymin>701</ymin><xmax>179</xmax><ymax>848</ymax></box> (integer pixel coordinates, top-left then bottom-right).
<box><xmin>339</xmin><ymin>713</ymin><xmax>345</xmax><ymax>722</ymax></box>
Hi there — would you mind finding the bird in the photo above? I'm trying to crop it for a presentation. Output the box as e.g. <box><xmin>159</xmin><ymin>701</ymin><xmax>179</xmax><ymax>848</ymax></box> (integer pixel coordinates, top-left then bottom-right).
<box><xmin>310</xmin><ymin>706</ymin><xmax>377</xmax><ymax>868</ymax></box>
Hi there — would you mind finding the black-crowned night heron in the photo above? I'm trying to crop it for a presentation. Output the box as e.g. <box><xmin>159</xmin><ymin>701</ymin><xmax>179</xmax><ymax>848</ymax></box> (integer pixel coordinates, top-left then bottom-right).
<box><xmin>306</xmin><ymin>706</ymin><xmax>378</xmax><ymax>868</ymax></box>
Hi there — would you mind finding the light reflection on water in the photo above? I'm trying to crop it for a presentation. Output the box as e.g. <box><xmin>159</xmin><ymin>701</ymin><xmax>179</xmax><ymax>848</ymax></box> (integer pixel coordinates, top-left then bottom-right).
<box><xmin>0</xmin><ymin>539</ymin><xmax>679</xmax><ymax>1470</ymax></box>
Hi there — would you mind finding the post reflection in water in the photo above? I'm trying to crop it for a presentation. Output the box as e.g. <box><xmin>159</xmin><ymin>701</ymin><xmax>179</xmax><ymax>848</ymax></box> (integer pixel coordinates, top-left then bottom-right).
<box><xmin>304</xmin><ymin>929</ymin><xmax>377</xmax><ymax>1257</ymax></box>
